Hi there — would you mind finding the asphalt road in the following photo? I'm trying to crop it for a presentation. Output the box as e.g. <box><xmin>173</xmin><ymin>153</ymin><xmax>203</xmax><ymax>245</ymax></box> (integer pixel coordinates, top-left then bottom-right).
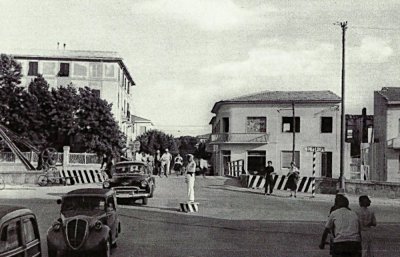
<box><xmin>1</xmin><ymin>176</ymin><xmax>400</xmax><ymax>257</ymax></box>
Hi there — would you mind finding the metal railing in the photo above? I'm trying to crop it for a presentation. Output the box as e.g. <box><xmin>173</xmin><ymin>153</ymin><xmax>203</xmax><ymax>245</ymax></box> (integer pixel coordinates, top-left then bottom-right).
<box><xmin>0</xmin><ymin>152</ymin><xmax>98</xmax><ymax>165</ymax></box>
<box><xmin>210</xmin><ymin>133</ymin><xmax>269</xmax><ymax>143</ymax></box>
<box><xmin>69</xmin><ymin>153</ymin><xmax>101</xmax><ymax>164</ymax></box>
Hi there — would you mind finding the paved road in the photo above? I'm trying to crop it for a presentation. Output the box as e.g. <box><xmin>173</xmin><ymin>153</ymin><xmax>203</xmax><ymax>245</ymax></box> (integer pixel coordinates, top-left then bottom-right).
<box><xmin>1</xmin><ymin>176</ymin><xmax>400</xmax><ymax>256</ymax></box>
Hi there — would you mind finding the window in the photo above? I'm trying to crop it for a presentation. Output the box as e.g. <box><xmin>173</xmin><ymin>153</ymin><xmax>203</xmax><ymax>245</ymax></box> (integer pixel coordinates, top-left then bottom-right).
<box><xmin>104</xmin><ymin>64</ymin><xmax>115</xmax><ymax>78</ymax></box>
<box><xmin>22</xmin><ymin>218</ymin><xmax>38</xmax><ymax>244</ymax></box>
<box><xmin>222</xmin><ymin>117</ymin><xmax>229</xmax><ymax>133</ymax></box>
<box><xmin>127</xmin><ymin>82</ymin><xmax>130</xmax><ymax>94</ymax></box>
<box><xmin>281</xmin><ymin>151</ymin><xmax>300</xmax><ymax>168</ymax></box>
<box><xmin>321</xmin><ymin>117</ymin><xmax>333</xmax><ymax>133</ymax></box>
<box><xmin>42</xmin><ymin>62</ymin><xmax>56</xmax><ymax>75</ymax></box>
<box><xmin>0</xmin><ymin>220</ymin><xmax>22</xmax><ymax>253</ymax></box>
<box><xmin>282</xmin><ymin>117</ymin><xmax>300</xmax><ymax>132</ymax></box>
<box><xmin>246</xmin><ymin>117</ymin><xmax>266</xmax><ymax>133</ymax></box>
<box><xmin>58</xmin><ymin>63</ymin><xmax>70</xmax><ymax>77</ymax></box>
<box><xmin>73</xmin><ymin>63</ymin><xmax>88</xmax><ymax>76</ymax></box>
<box><xmin>90</xmin><ymin>63</ymin><xmax>102</xmax><ymax>78</ymax></box>
<box><xmin>140</xmin><ymin>126</ymin><xmax>146</xmax><ymax>134</ymax></box>
<box><xmin>28</xmin><ymin>62</ymin><xmax>38</xmax><ymax>76</ymax></box>
<box><xmin>247</xmin><ymin>151</ymin><xmax>266</xmax><ymax>174</ymax></box>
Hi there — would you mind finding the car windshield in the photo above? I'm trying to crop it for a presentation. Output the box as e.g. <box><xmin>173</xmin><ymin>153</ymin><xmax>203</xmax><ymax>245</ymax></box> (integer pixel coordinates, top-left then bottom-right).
<box><xmin>61</xmin><ymin>196</ymin><xmax>106</xmax><ymax>213</ymax></box>
<box><xmin>115</xmin><ymin>164</ymin><xmax>145</xmax><ymax>174</ymax></box>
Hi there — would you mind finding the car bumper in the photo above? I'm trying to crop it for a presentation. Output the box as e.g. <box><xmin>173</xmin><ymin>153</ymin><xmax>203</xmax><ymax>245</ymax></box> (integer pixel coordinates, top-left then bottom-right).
<box><xmin>113</xmin><ymin>189</ymin><xmax>151</xmax><ymax>199</ymax></box>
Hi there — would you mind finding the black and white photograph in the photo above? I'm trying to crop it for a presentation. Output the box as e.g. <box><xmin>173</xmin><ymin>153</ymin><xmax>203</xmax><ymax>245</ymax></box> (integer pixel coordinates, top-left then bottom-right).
<box><xmin>1</xmin><ymin>0</ymin><xmax>400</xmax><ymax>256</ymax></box>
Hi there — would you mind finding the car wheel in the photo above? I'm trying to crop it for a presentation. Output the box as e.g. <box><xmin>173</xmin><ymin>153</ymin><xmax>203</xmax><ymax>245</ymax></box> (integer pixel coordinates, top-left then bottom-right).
<box><xmin>142</xmin><ymin>197</ymin><xmax>148</xmax><ymax>205</ymax></box>
<box><xmin>48</xmin><ymin>247</ymin><xmax>58</xmax><ymax>257</ymax></box>
<box><xmin>37</xmin><ymin>175</ymin><xmax>48</xmax><ymax>186</ymax></box>
<box><xmin>99</xmin><ymin>238</ymin><xmax>111</xmax><ymax>257</ymax></box>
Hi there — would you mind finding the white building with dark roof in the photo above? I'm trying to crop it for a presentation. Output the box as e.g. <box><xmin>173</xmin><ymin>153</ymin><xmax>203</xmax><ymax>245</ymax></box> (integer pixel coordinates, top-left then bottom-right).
<box><xmin>130</xmin><ymin>115</ymin><xmax>154</xmax><ymax>141</ymax></box>
<box><xmin>209</xmin><ymin>90</ymin><xmax>344</xmax><ymax>178</ymax></box>
<box><xmin>8</xmin><ymin>49</ymin><xmax>138</xmax><ymax>144</ymax></box>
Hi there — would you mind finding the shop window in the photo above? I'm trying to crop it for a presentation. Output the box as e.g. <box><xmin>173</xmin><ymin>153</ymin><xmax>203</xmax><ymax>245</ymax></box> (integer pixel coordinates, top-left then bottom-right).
<box><xmin>246</xmin><ymin>117</ymin><xmax>266</xmax><ymax>133</ymax></box>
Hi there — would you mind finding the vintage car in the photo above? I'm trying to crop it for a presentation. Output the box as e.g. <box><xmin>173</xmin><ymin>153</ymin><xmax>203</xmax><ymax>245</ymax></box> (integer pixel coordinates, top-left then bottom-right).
<box><xmin>103</xmin><ymin>161</ymin><xmax>155</xmax><ymax>205</ymax></box>
<box><xmin>0</xmin><ymin>205</ymin><xmax>42</xmax><ymax>257</ymax></box>
<box><xmin>47</xmin><ymin>188</ymin><xmax>121</xmax><ymax>257</ymax></box>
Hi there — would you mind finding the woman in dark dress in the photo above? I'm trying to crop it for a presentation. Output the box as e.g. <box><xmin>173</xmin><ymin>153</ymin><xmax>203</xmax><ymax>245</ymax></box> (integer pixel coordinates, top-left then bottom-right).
<box><xmin>286</xmin><ymin>162</ymin><xmax>300</xmax><ymax>197</ymax></box>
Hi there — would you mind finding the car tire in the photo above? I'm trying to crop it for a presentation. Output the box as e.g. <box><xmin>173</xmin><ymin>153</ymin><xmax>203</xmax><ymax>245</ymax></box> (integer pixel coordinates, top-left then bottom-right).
<box><xmin>48</xmin><ymin>247</ymin><xmax>58</xmax><ymax>257</ymax></box>
<box><xmin>37</xmin><ymin>175</ymin><xmax>48</xmax><ymax>186</ymax></box>
<box><xmin>142</xmin><ymin>197</ymin><xmax>148</xmax><ymax>205</ymax></box>
<box><xmin>99</xmin><ymin>238</ymin><xmax>111</xmax><ymax>257</ymax></box>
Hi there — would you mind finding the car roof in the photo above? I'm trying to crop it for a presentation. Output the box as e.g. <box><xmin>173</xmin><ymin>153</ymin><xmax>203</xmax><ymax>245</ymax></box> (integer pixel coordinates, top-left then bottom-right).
<box><xmin>0</xmin><ymin>205</ymin><xmax>33</xmax><ymax>223</ymax></box>
<box><xmin>65</xmin><ymin>188</ymin><xmax>113</xmax><ymax>197</ymax></box>
<box><xmin>115</xmin><ymin>161</ymin><xmax>146</xmax><ymax>166</ymax></box>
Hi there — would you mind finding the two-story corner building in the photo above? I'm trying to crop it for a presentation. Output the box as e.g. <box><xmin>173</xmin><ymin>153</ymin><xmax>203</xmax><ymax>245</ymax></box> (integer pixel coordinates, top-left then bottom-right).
<box><xmin>371</xmin><ymin>87</ymin><xmax>400</xmax><ymax>182</ymax></box>
<box><xmin>8</xmin><ymin>49</ymin><xmax>136</xmax><ymax>144</ymax></box>
<box><xmin>130</xmin><ymin>115</ymin><xmax>154</xmax><ymax>141</ymax></box>
<box><xmin>209</xmin><ymin>90</ymin><xmax>342</xmax><ymax>178</ymax></box>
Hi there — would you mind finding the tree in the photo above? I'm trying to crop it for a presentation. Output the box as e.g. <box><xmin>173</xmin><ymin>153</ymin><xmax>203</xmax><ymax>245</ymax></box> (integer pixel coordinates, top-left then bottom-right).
<box><xmin>136</xmin><ymin>130</ymin><xmax>178</xmax><ymax>155</ymax></box>
<box><xmin>175</xmin><ymin>136</ymin><xmax>198</xmax><ymax>158</ymax></box>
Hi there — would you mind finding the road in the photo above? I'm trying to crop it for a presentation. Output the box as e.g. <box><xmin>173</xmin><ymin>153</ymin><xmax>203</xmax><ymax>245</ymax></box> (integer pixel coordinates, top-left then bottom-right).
<box><xmin>1</xmin><ymin>176</ymin><xmax>400</xmax><ymax>256</ymax></box>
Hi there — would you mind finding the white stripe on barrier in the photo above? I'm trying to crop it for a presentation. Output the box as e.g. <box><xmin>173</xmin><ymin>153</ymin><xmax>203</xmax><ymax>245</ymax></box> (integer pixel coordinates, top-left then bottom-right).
<box><xmin>61</xmin><ymin>169</ymin><xmax>103</xmax><ymax>184</ymax></box>
<box><xmin>247</xmin><ymin>175</ymin><xmax>314</xmax><ymax>193</ymax></box>
<box><xmin>180</xmin><ymin>202</ymin><xmax>199</xmax><ymax>212</ymax></box>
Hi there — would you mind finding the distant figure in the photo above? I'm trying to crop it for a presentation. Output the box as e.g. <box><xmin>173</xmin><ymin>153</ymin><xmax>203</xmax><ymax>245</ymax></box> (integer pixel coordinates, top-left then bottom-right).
<box><xmin>160</xmin><ymin>148</ymin><xmax>172</xmax><ymax>177</ymax></box>
<box><xmin>199</xmin><ymin>158</ymin><xmax>208</xmax><ymax>178</ymax></box>
<box><xmin>319</xmin><ymin>194</ymin><xmax>362</xmax><ymax>257</ymax></box>
<box><xmin>174</xmin><ymin>154</ymin><xmax>183</xmax><ymax>175</ymax></box>
<box><xmin>356</xmin><ymin>195</ymin><xmax>377</xmax><ymax>257</ymax></box>
<box><xmin>185</xmin><ymin>154</ymin><xmax>196</xmax><ymax>202</ymax></box>
<box><xmin>101</xmin><ymin>152</ymin><xmax>114</xmax><ymax>178</ymax></box>
<box><xmin>264</xmin><ymin>161</ymin><xmax>275</xmax><ymax>195</ymax></box>
<box><xmin>147</xmin><ymin>154</ymin><xmax>154</xmax><ymax>175</ymax></box>
<box><xmin>155</xmin><ymin>150</ymin><xmax>162</xmax><ymax>177</ymax></box>
<box><xmin>286</xmin><ymin>162</ymin><xmax>300</xmax><ymax>197</ymax></box>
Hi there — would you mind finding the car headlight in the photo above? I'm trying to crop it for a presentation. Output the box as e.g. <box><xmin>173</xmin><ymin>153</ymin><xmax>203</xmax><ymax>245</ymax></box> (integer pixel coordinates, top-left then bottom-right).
<box><xmin>140</xmin><ymin>180</ymin><xmax>148</xmax><ymax>187</ymax></box>
<box><xmin>52</xmin><ymin>222</ymin><xmax>61</xmax><ymax>231</ymax></box>
<box><xmin>94</xmin><ymin>220</ymin><xmax>102</xmax><ymax>230</ymax></box>
<box><xmin>103</xmin><ymin>181</ymin><xmax>110</xmax><ymax>189</ymax></box>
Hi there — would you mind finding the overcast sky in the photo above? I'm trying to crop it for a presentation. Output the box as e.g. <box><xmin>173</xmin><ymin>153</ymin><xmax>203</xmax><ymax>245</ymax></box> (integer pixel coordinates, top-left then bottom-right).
<box><xmin>1</xmin><ymin>0</ymin><xmax>400</xmax><ymax>136</ymax></box>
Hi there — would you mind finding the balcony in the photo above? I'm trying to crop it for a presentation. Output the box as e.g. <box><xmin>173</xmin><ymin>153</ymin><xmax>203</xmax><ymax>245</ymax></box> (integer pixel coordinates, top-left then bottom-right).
<box><xmin>210</xmin><ymin>133</ymin><xmax>269</xmax><ymax>144</ymax></box>
<box><xmin>387</xmin><ymin>137</ymin><xmax>400</xmax><ymax>149</ymax></box>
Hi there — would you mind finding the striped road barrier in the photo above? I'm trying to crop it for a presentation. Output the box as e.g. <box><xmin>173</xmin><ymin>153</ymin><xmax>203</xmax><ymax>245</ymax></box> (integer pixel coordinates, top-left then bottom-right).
<box><xmin>247</xmin><ymin>175</ymin><xmax>314</xmax><ymax>193</ymax></box>
<box><xmin>180</xmin><ymin>202</ymin><xmax>199</xmax><ymax>213</ymax></box>
<box><xmin>60</xmin><ymin>169</ymin><xmax>107</xmax><ymax>184</ymax></box>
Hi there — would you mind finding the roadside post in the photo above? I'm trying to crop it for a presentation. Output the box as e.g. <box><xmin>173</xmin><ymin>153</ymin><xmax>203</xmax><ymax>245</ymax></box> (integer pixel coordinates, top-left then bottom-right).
<box><xmin>306</xmin><ymin>146</ymin><xmax>325</xmax><ymax>197</ymax></box>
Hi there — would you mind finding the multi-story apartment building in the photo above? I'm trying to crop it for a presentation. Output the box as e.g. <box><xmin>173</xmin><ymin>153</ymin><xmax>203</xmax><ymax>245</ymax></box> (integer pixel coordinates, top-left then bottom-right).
<box><xmin>9</xmin><ymin>49</ymin><xmax>137</xmax><ymax>144</ymax></box>
<box><xmin>370</xmin><ymin>87</ymin><xmax>400</xmax><ymax>182</ymax></box>
<box><xmin>209</xmin><ymin>90</ymin><xmax>342</xmax><ymax>178</ymax></box>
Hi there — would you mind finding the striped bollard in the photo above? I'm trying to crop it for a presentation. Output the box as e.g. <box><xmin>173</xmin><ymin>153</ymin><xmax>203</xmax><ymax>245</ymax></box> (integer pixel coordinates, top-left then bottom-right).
<box><xmin>180</xmin><ymin>202</ymin><xmax>199</xmax><ymax>213</ymax></box>
<box><xmin>312</xmin><ymin>151</ymin><xmax>316</xmax><ymax>197</ymax></box>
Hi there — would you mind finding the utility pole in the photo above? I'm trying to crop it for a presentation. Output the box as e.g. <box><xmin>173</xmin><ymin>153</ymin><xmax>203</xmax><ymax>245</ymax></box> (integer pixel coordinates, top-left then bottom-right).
<box><xmin>292</xmin><ymin>101</ymin><xmax>296</xmax><ymax>162</ymax></box>
<box><xmin>337</xmin><ymin>21</ymin><xmax>348</xmax><ymax>191</ymax></box>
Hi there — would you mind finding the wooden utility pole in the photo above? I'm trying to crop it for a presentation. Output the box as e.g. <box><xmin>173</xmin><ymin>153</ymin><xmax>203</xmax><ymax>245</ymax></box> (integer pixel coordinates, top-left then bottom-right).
<box><xmin>338</xmin><ymin>21</ymin><xmax>348</xmax><ymax>190</ymax></box>
<box><xmin>292</xmin><ymin>101</ymin><xmax>296</xmax><ymax>162</ymax></box>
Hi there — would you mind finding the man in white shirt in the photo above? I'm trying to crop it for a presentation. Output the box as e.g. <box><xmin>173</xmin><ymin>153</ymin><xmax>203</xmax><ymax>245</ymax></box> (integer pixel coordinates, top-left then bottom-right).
<box><xmin>160</xmin><ymin>148</ymin><xmax>172</xmax><ymax>177</ymax></box>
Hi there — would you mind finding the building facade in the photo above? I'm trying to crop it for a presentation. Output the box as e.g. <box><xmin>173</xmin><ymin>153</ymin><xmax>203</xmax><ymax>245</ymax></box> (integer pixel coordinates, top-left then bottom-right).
<box><xmin>370</xmin><ymin>87</ymin><xmax>400</xmax><ymax>182</ymax></box>
<box><xmin>130</xmin><ymin>115</ymin><xmax>154</xmax><ymax>141</ymax></box>
<box><xmin>9</xmin><ymin>49</ymin><xmax>137</xmax><ymax>144</ymax></box>
<box><xmin>209</xmin><ymin>90</ymin><xmax>343</xmax><ymax>178</ymax></box>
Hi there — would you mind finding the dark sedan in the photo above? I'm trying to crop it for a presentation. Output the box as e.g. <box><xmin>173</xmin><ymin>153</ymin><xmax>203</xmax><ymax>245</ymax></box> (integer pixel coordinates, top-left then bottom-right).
<box><xmin>103</xmin><ymin>161</ymin><xmax>155</xmax><ymax>205</ymax></box>
<box><xmin>47</xmin><ymin>188</ymin><xmax>121</xmax><ymax>257</ymax></box>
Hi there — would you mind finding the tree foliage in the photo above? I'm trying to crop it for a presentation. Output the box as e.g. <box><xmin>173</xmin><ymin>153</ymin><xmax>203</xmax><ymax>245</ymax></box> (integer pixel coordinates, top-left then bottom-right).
<box><xmin>136</xmin><ymin>130</ymin><xmax>178</xmax><ymax>155</ymax></box>
<box><xmin>0</xmin><ymin>54</ymin><xmax>125</xmax><ymax>156</ymax></box>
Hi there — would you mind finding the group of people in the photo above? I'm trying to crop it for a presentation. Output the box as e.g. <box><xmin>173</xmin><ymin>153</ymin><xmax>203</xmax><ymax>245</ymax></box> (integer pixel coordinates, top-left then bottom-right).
<box><xmin>262</xmin><ymin>161</ymin><xmax>300</xmax><ymax>197</ymax></box>
<box><xmin>320</xmin><ymin>194</ymin><xmax>377</xmax><ymax>257</ymax></box>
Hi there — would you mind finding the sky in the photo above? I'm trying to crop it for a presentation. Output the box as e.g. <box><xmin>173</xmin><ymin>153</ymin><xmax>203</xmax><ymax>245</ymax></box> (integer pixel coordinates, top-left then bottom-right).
<box><xmin>1</xmin><ymin>0</ymin><xmax>400</xmax><ymax>136</ymax></box>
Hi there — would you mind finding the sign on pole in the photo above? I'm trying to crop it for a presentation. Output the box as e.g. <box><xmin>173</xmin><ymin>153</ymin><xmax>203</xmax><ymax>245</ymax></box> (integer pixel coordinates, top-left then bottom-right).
<box><xmin>305</xmin><ymin>146</ymin><xmax>325</xmax><ymax>152</ymax></box>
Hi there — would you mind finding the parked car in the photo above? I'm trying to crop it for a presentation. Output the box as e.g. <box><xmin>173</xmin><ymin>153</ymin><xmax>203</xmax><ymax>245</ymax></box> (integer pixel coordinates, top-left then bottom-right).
<box><xmin>0</xmin><ymin>205</ymin><xmax>42</xmax><ymax>257</ymax></box>
<box><xmin>103</xmin><ymin>161</ymin><xmax>155</xmax><ymax>205</ymax></box>
<box><xmin>47</xmin><ymin>188</ymin><xmax>121</xmax><ymax>257</ymax></box>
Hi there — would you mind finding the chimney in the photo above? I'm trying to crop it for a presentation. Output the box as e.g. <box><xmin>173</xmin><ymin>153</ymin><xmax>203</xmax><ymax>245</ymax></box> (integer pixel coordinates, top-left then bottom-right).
<box><xmin>57</xmin><ymin>42</ymin><xmax>59</xmax><ymax>50</ymax></box>
<box><xmin>63</xmin><ymin>43</ymin><xmax>66</xmax><ymax>50</ymax></box>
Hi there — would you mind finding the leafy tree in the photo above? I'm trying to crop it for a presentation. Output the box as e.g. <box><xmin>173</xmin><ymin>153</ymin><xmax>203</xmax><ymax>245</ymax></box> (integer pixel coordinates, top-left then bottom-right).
<box><xmin>0</xmin><ymin>54</ymin><xmax>21</xmax><ymax>87</ymax></box>
<box><xmin>175</xmin><ymin>136</ymin><xmax>198</xmax><ymax>158</ymax></box>
<box><xmin>136</xmin><ymin>130</ymin><xmax>178</xmax><ymax>155</ymax></box>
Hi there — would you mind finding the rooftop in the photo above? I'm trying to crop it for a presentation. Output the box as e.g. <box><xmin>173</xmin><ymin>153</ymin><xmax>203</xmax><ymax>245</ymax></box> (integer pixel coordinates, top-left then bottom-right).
<box><xmin>131</xmin><ymin>115</ymin><xmax>153</xmax><ymax>124</ymax></box>
<box><xmin>212</xmin><ymin>90</ymin><xmax>341</xmax><ymax>113</ymax></box>
<box><xmin>377</xmin><ymin>87</ymin><xmax>400</xmax><ymax>103</ymax></box>
<box><xmin>65</xmin><ymin>188</ymin><xmax>113</xmax><ymax>196</ymax></box>
<box><xmin>0</xmin><ymin>205</ymin><xmax>29</xmax><ymax>219</ymax></box>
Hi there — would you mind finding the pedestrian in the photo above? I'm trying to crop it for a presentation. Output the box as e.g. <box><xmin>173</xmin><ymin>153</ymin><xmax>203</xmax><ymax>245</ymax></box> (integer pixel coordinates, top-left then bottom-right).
<box><xmin>104</xmin><ymin>153</ymin><xmax>114</xmax><ymax>179</ymax></box>
<box><xmin>319</xmin><ymin>194</ymin><xmax>362</xmax><ymax>257</ymax></box>
<box><xmin>356</xmin><ymin>195</ymin><xmax>377</xmax><ymax>257</ymax></box>
<box><xmin>174</xmin><ymin>153</ymin><xmax>183</xmax><ymax>175</ymax></box>
<box><xmin>155</xmin><ymin>150</ymin><xmax>162</xmax><ymax>177</ymax></box>
<box><xmin>185</xmin><ymin>154</ymin><xmax>196</xmax><ymax>202</ymax></box>
<box><xmin>160</xmin><ymin>148</ymin><xmax>172</xmax><ymax>177</ymax></box>
<box><xmin>147</xmin><ymin>154</ymin><xmax>154</xmax><ymax>175</ymax></box>
<box><xmin>286</xmin><ymin>161</ymin><xmax>300</xmax><ymax>197</ymax></box>
<box><xmin>264</xmin><ymin>161</ymin><xmax>275</xmax><ymax>195</ymax></box>
<box><xmin>199</xmin><ymin>158</ymin><xmax>208</xmax><ymax>178</ymax></box>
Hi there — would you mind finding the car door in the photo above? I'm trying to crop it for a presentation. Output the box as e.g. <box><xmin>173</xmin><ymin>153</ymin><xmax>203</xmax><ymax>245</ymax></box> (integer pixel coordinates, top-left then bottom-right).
<box><xmin>21</xmin><ymin>215</ymin><xmax>41</xmax><ymax>257</ymax></box>
<box><xmin>0</xmin><ymin>218</ymin><xmax>24</xmax><ymax>257</ymax></box>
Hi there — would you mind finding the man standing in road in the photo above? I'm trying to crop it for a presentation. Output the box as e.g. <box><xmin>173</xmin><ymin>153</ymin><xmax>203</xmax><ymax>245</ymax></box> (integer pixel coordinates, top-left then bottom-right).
<box><xmin>160</xmin><ymin>148</ymin><xmax>172</xmax><ymax>177</ymax></box>
<box><xmin>155</xmin><ymin>150</ymin><xmax>162</xmax><ymax>177</ymax></box>
<box><xmin>185</xmin><ymin>154</ymin><xmax>196</xmax><ymax>202</ymax></box>
<box><xmin>174</xmin><ymin>153</ymin><xmax>183</xmax><ymax>175</ymax></box>
<box><xmin>319</xmin><ymin>194</ymin><xmax>362</xmax><ymax>257</ymax></box>
<box><xmin>264</xmin><ymin>161</ymin><xmax>275</xmax><ymax>195</ymax></box>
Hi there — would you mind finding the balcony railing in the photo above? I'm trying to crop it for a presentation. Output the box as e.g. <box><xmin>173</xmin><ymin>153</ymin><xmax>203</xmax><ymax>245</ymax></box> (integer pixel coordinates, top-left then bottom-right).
<box><xmin>210</xmin><ymin>133</ymin><xmax>269</xmax><ymax>144</ymax></box>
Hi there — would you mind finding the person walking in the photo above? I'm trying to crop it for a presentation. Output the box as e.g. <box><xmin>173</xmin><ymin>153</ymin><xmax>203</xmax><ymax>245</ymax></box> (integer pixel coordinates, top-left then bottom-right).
<box><xmin>160</xmin><ymin>148</ymin><xmax>172</xmax><ymax>177</ymax></box>
<box><xmin>174</xmin><ymin>153</ymin><xmax>183</xmax><ymax>175</ymax></box>
<box><xmin>155</xmin><ymin>150</ymin><xmax>162</xmax><ymax>177</ymax></box>
<box><xmin>185</xmin><ymin>154</ymin><xmax>196</xmax><ymax>202</ymax></box>
<box><xmin>199</xmin><ymin>158</ymin><xmax>208</xmax><ymax>178</ymax></box>
<box><xmin>319</xmin><ymin>194</ymin><xmax>362</xmax><ymax>257</ymax></box>
<box><xmin>147</xmin><ymin>154</ymin><xmax>154</xmax><ymax>175</ymax></box>
<box><xmin>264</xmin><ymin>161</ymin><xmax>275</xmax><ymax>195</ymax></box>
<box><xmin>286</xmin><ymin>161</ymin><xmax>300</xmax><ymax>197</ymax></box>
<box><xmin>356</xmin><ymin>195</ymin><xmax>377</xmax><ymax>257</ymax></box>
